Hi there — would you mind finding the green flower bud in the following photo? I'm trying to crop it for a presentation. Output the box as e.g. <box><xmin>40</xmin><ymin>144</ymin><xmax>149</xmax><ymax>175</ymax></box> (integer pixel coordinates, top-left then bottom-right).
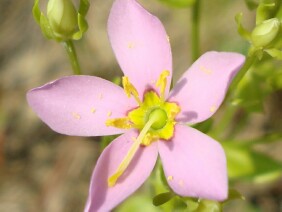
<box><xmin>251</xmin><ymin>18</ymin><xmax>280</xmax><ymax>47</ymax></box>
<box><xmin>47</xmin><ymin>0</ymin><xmax>78</xmax><ymax>39</ymax></box>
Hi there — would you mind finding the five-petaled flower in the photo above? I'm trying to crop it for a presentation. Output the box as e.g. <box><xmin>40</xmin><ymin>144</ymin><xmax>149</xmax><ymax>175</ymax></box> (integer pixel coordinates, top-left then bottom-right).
<box><xmin>27</xmin><ymin>0</ymin><xmax>245</xmax><ymax>211</ymax></box>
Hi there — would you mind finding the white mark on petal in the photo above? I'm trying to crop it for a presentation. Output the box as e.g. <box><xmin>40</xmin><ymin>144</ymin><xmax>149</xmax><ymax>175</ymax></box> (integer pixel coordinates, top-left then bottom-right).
<box><xmin>200</xmin><ymin>66</ymin><xmax>213</xmax><ymax>75</ymax></box>
<box><xmin>91</xmin><ymin>108</ymin><xmax>96</xmax><ymax>113</ymax></box>
<box><xmin>167</xmin><ymin>176</ymin><xmax>173</xmax><ymax>181</ymax></box>
<box><xmin>72</xmin><ymin>112</ymin><xmax>81</xmax><ymax>120</ymax></box>
<box><xmin>210</xmin><ymin>105</ymin><xmax>216</xmax><ymax>113</ymax></box>
<box><xmin>107</xmin><ymin>111</ymin><xmax>112</xmax><ymax>117</ymax></box>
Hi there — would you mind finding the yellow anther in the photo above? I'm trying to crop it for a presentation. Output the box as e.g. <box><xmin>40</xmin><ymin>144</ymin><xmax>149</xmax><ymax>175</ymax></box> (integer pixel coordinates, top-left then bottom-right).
<box><xmin>156</xmin><ymin>70</ymin><xmax>170</xmax><ymax>100</ymax></box>
<box><xmin>105</xmin><ymin>117</ymin><xmax>132</xmax><ymax>129</ymax></box>
<box><xmin>122</xmin><ymin>76</ymin><xmax>142</xmax><ymax>105</ymax></box>
<box><xmin>164</xmin><ymin>102</ymin><xmax>181</xmax><ymax>120</ymax></box>
<box><xmin>108</xmin><ymin>116</ymin><xmax>158</xmax><ymax>187</ymax></box>
<box><xmin>141</xmin><ymin>132</ymin><xmax>159</xmax><ymax>146</ymax></box>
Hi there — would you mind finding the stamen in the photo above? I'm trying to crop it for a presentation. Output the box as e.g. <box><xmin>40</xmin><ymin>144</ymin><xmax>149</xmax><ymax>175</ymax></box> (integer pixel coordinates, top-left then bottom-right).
<box><xmin>156</xmin><ymin>70</ymin><xmax>170</xmax><ymax>100</ymax></box>
<box><xmin>122</xmin><ymin>76</ymin><xmax>142</xmax><ymax>105</ymax></box>
<box><xmin>106</xmin><ymin>117</ymin><xmax>132</xmax><ymax>129</ymax></box>
<box><xmin>108</xmin><ymin>115</ymin><xmax>158</xmax><ymax>187</ymax></box>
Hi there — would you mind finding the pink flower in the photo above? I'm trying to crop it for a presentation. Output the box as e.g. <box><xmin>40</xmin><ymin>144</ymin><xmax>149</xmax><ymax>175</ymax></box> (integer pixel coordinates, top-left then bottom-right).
<box><xmin>27</xmin><ymin>0</ymin><xmax>245</xmax><ymax>211</ymax></box>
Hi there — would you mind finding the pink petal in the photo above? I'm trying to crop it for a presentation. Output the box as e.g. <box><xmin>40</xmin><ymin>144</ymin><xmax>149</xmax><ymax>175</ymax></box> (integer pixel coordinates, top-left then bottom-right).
<box><xmin>85</xmin><ymin>130</ymin><xmax>158</xmax><ymax>211</ymax></box>
<box><xmin>27</xmin><ymin>76</ymin><xmax>136</xmax><ymax>136</ymax></box>
<box><xmin>108</xmin><ymin>0</ymin><xmax>172</xmax><ymax>96</ymax></box>
<box><xmin>169</xmin><ymin>51</ymin><xmax>245</xmax><ymax>123</ymax></box>
<box><xmin>158</xmin><ymin>124</ymin><xmax>227</xmax><ymax>201</ymax></box>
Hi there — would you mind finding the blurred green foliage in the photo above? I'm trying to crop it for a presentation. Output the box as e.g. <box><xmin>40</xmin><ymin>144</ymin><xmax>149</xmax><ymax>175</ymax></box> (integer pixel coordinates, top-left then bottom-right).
<box><xmin>157</xmin><ymin>0</ymin><xmax>195</xmax><ymax>8</ymax></box>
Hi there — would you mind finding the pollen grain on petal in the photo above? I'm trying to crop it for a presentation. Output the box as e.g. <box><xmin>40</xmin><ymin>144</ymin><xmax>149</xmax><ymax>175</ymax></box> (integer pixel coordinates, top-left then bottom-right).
<box><xmin>91</xmin><ymin>107</ymin><xmax>96</xmax><ymax>113</ymax></box>
<box><xmin>71</xmin><ymin>112</ymin><xmax>81</xmax><ymax>120</ymax></box>
<box><xmin>178</xmin><ymin>180</ymin><xmax>184</xmax><ymax>187</ymax></box>
<box><xmin>199</xmin><ymin>66</ymin><xmax>213</xmax><ymax>75</ymax></box>
<box><xmin>107</xmin><ymin>111</ymin><xmax>112</xmax><ymax>117</ymax></box>
<box><xmin>99</xmin><ymin>93</ymin><xmax>103</xmax><ymax>99</ymax></box>
<box><xmin>167</xmin><ymin>175</ymin><xmax>173</xmax><ymax>181</ymax></box>
<box><xmin>127</xmin><ymin>42</ymin><xmax>135</xmax><ymax>49</ymax></box>
<box><xmin>210</xmin><ymin>105</ymin><xmax>216</xmax><ymax>112</ymax></box>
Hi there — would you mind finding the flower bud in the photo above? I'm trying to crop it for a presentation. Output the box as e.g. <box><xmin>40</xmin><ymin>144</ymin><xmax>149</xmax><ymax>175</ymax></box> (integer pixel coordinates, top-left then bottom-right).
<box><xmin>251</xmin><ymin>18</ymin><xmax>280</xmax><ymax>48</ymax></box>
<box><xmin>47</xmin><ymin>0</ymin><xmax>78</xmax><ymax>39</ymax></box>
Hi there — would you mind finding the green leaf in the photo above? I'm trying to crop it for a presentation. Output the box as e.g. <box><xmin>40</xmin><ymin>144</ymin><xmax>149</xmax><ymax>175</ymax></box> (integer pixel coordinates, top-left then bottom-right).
<box><xmin>197</xmin><ymin>200</ymin><xmax>222</xmax><ymax>212</ymax></box>
<box><xmin>173</xmin><ymin>197</ymin><xmax>188</xmax><ymax>210</ymax></box>
<box><xmin>223</xmin><ymin>142</ymin><xmax>282</xmax><ymax>182</ymax></box>
<box><xmin>269</xmin><ymin>71</ymin><xmax>282</xmax><ymax>89</ymax></box>
<box><xmin>250</xmin><ymin>151</ymin><xmax>282</xmax><ymax>183</ymax></box>
<box><xmin>153</xmin><ymin>192</ymin><xmax>175</xmax><ymax>206</ymax></box>
<box><xmin>256</xmin><ymin>1</ymin><xmax>279</xmax><ymax>24</ymax></box>
<box><xmin>72</xmin><ymin>0</ymin><xmax>89</xmax><ymax>40</ymax></box>
<box><xmin>193</xmin><ymin>118</ymin><xmax>213</xmax><ymax>133</ymax></box>
<box><xmin>244</xmin><ymin>0</ymin><xmax>259</xmax><ymax>10</ymax></box>
<box><xmin>158</xmin><ymin>0</ymin><xmax>196</xmax><ymax>8</ymax></box>
<box><xmin>39</xmin><ymin>13</ymin><xmax>54</xmax><ymax>39</ymax></box>
<box><xmin>79</xmin><ymin>0</ymin><xmax>90</xmax><ymax>16</ymax></box>
<box><xmin>235</xmin><ymin>13</ymin><xmax>251</xmax><ymax>41</ymax></box>
<box><xmin>222</xmin><ymin>143</ymin><xmax>255</xmax><ymax>179</ymax></box>
<box><xmin>72</xmin><ymin>13</ymin><xmax>88</xmax><ymax>40</ymax></box>
<box><xmin>265</xmin><ymin>48</ymin><xmax>282</xmax><ymax>60</ymax></box>
<box><xmin>117</xmin><ymin>194</ymin><xmax>161</xmax><ymax>212</ymax></box>
<box><xmin>234</xmin><ymin>68</ymin><xmax>272</xmax><ymax>113</ymax></box>
<box><xmin>224</xmin><ymin>189</ymin><xmax>245</xmax><ymax>203</ymax></box>
<box><xmin>184</xmin><ymin>198</ymin><xmax>199</xmax><ymax>211</ymax></box>
<box><xmin>32</xmin><ymin>0</ymin><xmax>41</xmax><ymax>24</ymax></box>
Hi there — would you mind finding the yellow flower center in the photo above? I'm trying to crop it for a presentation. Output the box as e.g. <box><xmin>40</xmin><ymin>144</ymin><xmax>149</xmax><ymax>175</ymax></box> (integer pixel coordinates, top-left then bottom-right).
<box><xmin>105</xmin><ymin>70</ymin><xmax>180</xmax><ymax>187</ymax></box>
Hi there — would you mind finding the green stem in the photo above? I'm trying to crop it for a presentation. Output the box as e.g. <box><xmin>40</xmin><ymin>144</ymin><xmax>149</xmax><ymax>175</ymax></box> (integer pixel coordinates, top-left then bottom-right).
<box><xmin>63</xmin><ymin>40</ymin><xmax>81</xmax><ymax>75</ymax></box>
<box><xmin>191</xmin><ymin>0</ymin><xmax>201</xmax><ymax>61</ymax></box>
<box><xmin>228</xmin><ymin>55</ymin><xmax>256</xmax><ymax>95</ymax></box>
<box><xmin>212</xmin><ymin>55</ymin><xmax>256</xmax><ymax>139</ymax></box>
<box><xmin>211</xmin><ymin>104</ymin><xmax>237</xmax><ymax>139</ymax></box>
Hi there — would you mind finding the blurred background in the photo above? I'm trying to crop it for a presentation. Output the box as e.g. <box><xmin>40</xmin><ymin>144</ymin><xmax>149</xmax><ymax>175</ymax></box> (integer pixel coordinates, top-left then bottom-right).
<box><xmin>0</xmin><ymin>0</ymin><xmax>281</xmax><ymax>211</ymax></box>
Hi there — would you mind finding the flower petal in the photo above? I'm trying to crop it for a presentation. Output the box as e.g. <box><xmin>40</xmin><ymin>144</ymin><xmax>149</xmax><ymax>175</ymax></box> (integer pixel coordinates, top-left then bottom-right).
<box><xmin>169</xmin><ymin>51</ymin><xmax>245</xmax><ymax>123</ymax></box>
<box><xmin>158</xmin><ymin>124</ymin><xmax>227</xmax><ymax>201</ymax></box>
<box><xmin>85</xmin><ymin>130</ymin><xmax>158</xmax><ymax>211</ymax></box>
<box><xmin>27</xmin><ymin>76</ymin><xmax>135</xmax><ymax>136</ymax></box>
<box><xmin>108</xmin><ymin>0</ymin><xmax>172</xmax><ymax>96</ymax></box>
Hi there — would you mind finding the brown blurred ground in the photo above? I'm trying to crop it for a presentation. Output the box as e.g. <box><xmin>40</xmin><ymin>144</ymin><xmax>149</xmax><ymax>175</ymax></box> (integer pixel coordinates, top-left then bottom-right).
<box><xmin>0</xmin><ymin>0</ymin><xmax>281</xmax><ymax>211</ymax></box>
